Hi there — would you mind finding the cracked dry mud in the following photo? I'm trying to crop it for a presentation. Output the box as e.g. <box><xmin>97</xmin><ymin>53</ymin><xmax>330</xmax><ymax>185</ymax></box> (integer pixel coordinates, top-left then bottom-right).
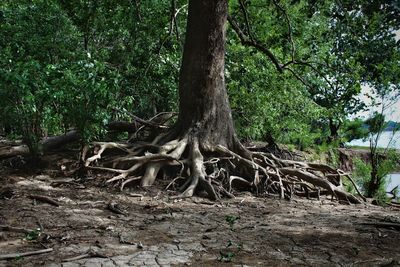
<box><xmin>1</xmin><ymin>170</ymin><xmax>400</xmax><ymax>266</ymax></box>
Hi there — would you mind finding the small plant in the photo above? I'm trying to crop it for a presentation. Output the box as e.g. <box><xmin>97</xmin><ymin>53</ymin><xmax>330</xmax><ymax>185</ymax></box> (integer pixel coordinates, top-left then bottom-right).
<box><xmin>225</xmin><ymin>215</ymin><xmax>240</xmax><ymax>230</ymax></box>
<box><xmin>218</xmin><ymin>215</ymin><xmax>242</xmax><ymax>262</ymax></box>
<box><xmin>25</xmin><ymin>229</ymin><xmax>41</xmax><ymax>241</ymax></box>
<box><xmin>14</xmin><ymin>255</ymin><xmax>24</xmax><ymax>261</ymax></box>
<box><xmin>218</xmin><ymin>251</ymin><xmax>235</xmax><ymax>262</ymax></box>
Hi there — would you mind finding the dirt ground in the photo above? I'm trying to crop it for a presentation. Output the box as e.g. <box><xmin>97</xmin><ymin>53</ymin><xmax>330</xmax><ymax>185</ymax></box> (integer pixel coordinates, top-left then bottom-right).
<box><xmin>1</xmin><ymin>151</ymin><xmax>400</xmax><ymax>266</ymax></box>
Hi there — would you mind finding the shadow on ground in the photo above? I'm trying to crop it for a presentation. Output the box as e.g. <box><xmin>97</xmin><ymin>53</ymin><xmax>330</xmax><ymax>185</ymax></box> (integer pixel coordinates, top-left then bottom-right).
<box><xmin>0</xmin><ymin>152</ymin><xmax>400</xmax><ymax>266</ymax></box>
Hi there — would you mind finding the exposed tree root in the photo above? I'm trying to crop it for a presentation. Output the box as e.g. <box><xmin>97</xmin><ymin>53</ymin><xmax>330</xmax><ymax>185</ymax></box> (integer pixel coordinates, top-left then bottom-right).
<box><xmin>85</xmin><ymin>131</ymin><xmax>364</xmax><ymax>204</ymax></box>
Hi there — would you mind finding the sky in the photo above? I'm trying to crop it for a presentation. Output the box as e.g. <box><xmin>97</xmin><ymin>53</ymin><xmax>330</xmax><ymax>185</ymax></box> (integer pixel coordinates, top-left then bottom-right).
<box><xmin>356</xmin><ymin>85</ymin><xmax>400</xmax><ymax>121</ymax></box>
<box><xmin>354</xmin><ymin>30</ymin><xmax>400</xmax><ymax>122</ymax></box>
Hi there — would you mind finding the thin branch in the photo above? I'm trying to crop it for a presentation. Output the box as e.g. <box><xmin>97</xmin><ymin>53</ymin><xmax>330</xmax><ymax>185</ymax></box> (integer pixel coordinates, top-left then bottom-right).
<box><xmin>228</xmin><ymin>3</ymin><xmax>339</xmax><ymax>97</ymax></box>
<box><xmin>272</xmin><ymin>0</ymin><xmax>295</xmax><ymax>61</ymax></box>
<box><xmin>133</xmin><ymin>2</ymin><xmax>187</xmax><ymax>88</ymax></box>
<box><xmin>238</xmin><ymin>0</ymin><xmax>255</xmax><ymax>41</ymax></box>
<box><xmin>0</xmin><ymin>225</ymin><xmax>34</xmax><ymax>234</ymax></box>
<box><xmin>0</xmin><ymin>248</ymin><xmax>53</xmax><ymax>260</ymax></box>
<box><xmin>228</xmin><ymin>16</ymin><xmax>283</xmax><ymax>72</ymax></box>
<box><xmin>28</xmin><ymin>194</ymin><xmax>60</xmax><ymax>207</ymax></box>
<box><xmin>112</xmin><ymin>108</ymin><xmax>169</xmax><ymax>129</ymax></box>
<box><xmin>292</xmin><ymin>61</ymin><xmax>336</xmax><ymax>90</ymax></box>
<box><xmin>284</xmin><ymin>66</ymin><xmax>314</xmax><ymax>91</ymax></box>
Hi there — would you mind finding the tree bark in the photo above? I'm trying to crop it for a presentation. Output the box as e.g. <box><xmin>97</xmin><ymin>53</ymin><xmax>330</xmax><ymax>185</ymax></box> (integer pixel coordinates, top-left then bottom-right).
<box><xmin>174</xmin><ymin>0</ymin><xmax>243</xmax><ymax>153</ymax></box>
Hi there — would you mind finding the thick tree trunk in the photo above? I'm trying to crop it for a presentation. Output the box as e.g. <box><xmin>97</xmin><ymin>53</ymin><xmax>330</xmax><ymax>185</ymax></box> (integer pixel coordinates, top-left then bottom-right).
<box><xmin>175</xmin><ymin>0</ymin><xmax>241</xmax><ymax>152</ymax></box>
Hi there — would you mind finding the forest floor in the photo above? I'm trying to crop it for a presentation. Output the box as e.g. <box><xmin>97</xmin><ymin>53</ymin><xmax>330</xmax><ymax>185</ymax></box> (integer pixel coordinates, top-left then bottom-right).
<box><xmin>1</xmin><ymin>150</ymin><xmax>400</xmax><ymax>266</ymax></box>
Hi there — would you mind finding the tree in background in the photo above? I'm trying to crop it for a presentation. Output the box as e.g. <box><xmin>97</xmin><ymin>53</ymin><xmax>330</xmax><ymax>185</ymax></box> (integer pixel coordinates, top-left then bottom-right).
<box><xmin>0</xmin><ymin>1</ymin><xmax>80</xmax><ymax>158</ymax></box>
<box><xmin>305</xmin><ymin>0</ymin><xmax>400</xmax><ymax>143</ymax></box>
<box><xmin>363</xmin><ymin>95</ymin><xmax>400</xmax><ymax>199</ymax></box>
<box><xmin>0</xmin><ymin>0</ymin><xmax>122</xmax><ymax>160</ymax></box>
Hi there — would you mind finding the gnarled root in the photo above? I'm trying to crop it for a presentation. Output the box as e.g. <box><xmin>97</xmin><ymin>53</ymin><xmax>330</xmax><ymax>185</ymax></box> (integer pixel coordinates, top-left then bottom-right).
<box><xmin>85</xmin><ymin>133</ymin><xmax>364</xmax><ymax>204</ymax></box>
<box><xmin>179</xmin><ymin>138</ymin><xmax>217</xmax><ymax>200</ymax></box>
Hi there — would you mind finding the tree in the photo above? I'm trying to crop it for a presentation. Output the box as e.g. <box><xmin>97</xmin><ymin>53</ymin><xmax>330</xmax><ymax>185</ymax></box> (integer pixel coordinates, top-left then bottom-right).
<box><xmin>0</xmin><ymin>0</ymin><xmax>122</xmax><ymax>161</ymax></box>
<box><xmin>0</xmin><ymin>0</ymin><xmax>81</xmax><ymax>159</ymax></box>
<box><xmin>326</xmin><ymin>0</ymin><xmax>400</xmax><ymax>142</ymax></box>
<box><xmin>86</xmin><ymin>0</ymin><xmax>360</xmax><ymax>203</ymax></box>
<box><xmin>363</xmin><ymin>96</ymin><xmax>400</xmax><ymax>199</ymax></box>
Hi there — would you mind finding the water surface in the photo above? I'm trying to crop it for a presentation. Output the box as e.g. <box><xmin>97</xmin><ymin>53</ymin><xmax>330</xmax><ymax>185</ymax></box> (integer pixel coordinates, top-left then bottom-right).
<box><xmin>347</xmin><ymin>131</ymin><xmax>400</xmax><ymax>194</ymax></box>
<box><xmin>348</xmin><ymin>131</ymin><xmax>400</xmax><ymax>149</ymax></box>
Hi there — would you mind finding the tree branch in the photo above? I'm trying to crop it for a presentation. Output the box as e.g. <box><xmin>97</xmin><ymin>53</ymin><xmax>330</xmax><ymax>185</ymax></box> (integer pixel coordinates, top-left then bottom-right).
<box><xmin>272</xmin><ymin>0</ymin><xmax>295</xmax><ymax>62</ymax></box>
<box><xmin>228</xmin><ymin>16</ymin><xmax>283</xmax><ymax>73</ymax></box>
<box><xmin>228</xmin><ymin>3</ymin><xmax>341</xmax><ymax>101</ymax></box>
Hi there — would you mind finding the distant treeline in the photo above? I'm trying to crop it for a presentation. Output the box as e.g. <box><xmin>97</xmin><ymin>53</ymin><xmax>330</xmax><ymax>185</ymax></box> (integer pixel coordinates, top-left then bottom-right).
<box><xmin>362</xmin><ymin>121</ymin><xmax>400</xmax><ymax>132</ymax></box>
<box><xmin>385</xmin><ymin>121</ymin><xmax>400</xmax><ymax>131</ymax></box>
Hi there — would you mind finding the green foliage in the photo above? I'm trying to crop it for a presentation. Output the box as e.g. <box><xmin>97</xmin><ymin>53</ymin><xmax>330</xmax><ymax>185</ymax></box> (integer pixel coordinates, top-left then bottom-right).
<box><xmin>365</xmin><ymin>112</ymin><xmax>386</xmax><ymax>135</ymax></box>
<box><xmin>0</xmin><ymin>0</ymin><xmax>81</xmax><ymax>156</ymax></box>
<box><xmin>352</xmin><ymin>152</ymin><xmax>399</xmax><ymax>204</ymax></box>
<box><xmin>56</xmin><ymin>0</ymin><xmax>184</xmax><ymax>116</ymax></box>
<box><xmin>227</xmin><ymin>0</ymin><xmax>327</xmax><ymax>144</ymax></box>
<box><xmin>377</xmin><ymin>150</ymin><xmax>400</xmax><ymax>184</ymax></box>
<box><xmin>25</xmin><ymin>229</ymin><xmax>41</xmax><ymax>241</ymax></box>
<box><xmin>352</xmin><ymin>158</ymin><xmax>372</xmax><ymax>193</ymax></box>
<box><xmin>352</xmin><ymin>157</ymin><xmax>388</xmax><ymax>204</ymax></box>
<box><xmin>226</xmin><ymin>43</ymin><xmax>323</xmax><ymax>145</ymax></box>
<box><xmin>227</xmin><ymin>0</ymin><xmax>399</xmax><ymax>146</ymax></box>
<box><xmin>342</xmin><ymin>119</ymin><xmax>369</xmax><ymax>142</ymax></box>
<box><xmin>218</xmin><ymin>215</ymin><xmax>242</xmax><ymax>262</ymax></box>
<box><xmin>47</xmin><ymin>59</ymin><xmax>121</xmax><ymax>143</ymax></box>
<box><xmin>218</xmin><ymin>251</ymin><xmax>236</xmax><ymax>262</ymax></box>
<box><xmin>0</xmin><ymin>0</ymin><xmax>183</xmax><ymax>155</ymax></box>
<box><xmin>225</xmin><ymin>215</ymin><xmax>240</xmax><ymax>230</ymax></box>
<box><xmin>362</xmin><ymin>111</ymin><xmax>400</xmax><ymax>198</ymax></box>
<box><xmin>0</xmin><ymin>0</ymin><xmax>399</xmax><ymax>159</ymax></box>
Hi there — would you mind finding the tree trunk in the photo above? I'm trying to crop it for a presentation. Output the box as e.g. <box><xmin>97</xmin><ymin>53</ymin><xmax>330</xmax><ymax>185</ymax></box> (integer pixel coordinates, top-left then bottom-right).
<box><xmin>367</xmin><ymin>153</ymin><xmax>380</xmax><ymax>198</ymax></box>
<box><xmin>328</xmin><ymin>118</ymin><xmax>339</xmax><ymax>143</ymax></box>
<box><xmin>174</xmin><ymin>0</ymin><xmax>242</xmax><ymax>153</ymax></box>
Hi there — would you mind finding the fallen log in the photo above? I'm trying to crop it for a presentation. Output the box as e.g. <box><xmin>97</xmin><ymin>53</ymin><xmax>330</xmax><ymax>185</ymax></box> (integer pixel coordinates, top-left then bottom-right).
<box><xmin>0</xmin><ymin>130</ymin><xmax>79</xmax><ymax>159</ymax></box>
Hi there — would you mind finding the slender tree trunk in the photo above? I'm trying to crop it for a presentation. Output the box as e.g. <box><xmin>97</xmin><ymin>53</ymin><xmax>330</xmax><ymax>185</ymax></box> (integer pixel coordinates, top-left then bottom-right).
<box><xmin>367</xmin><ymin>152</ymin><xmax>380</xmax><ymax>197</ymax></box>
<box><xmin>328</xmin><ymin>118</ymin><xmax>339</xmax><ymax>143</ymax></box>
<box><xmin>174</xmin><ymin>0</ymin><xmax>243</xmax><ymax>153</ymax></box>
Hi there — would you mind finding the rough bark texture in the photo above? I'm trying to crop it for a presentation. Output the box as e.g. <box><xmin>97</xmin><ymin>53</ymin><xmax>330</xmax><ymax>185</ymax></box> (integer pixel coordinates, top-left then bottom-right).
<box><xmin>175</xmin><ymin>0</ymin><xmax>241</xmax><ymax>152</ymax></box>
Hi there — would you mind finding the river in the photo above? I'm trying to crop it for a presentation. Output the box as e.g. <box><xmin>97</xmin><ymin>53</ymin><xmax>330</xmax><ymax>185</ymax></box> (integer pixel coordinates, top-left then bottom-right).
<box><xmin>347</xmin><ymin>131</ymin><xmax>400</xmax><ymax>149</ymax></box>
<box><xmin>348</xmin><ymin>131</ymin><xmax>400</xmax><ymax>193</ymax></box>
<box><xmin>387</xmin><ymin>173</ymin><xmax>400</xmax><ymax>192</ymax></box>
